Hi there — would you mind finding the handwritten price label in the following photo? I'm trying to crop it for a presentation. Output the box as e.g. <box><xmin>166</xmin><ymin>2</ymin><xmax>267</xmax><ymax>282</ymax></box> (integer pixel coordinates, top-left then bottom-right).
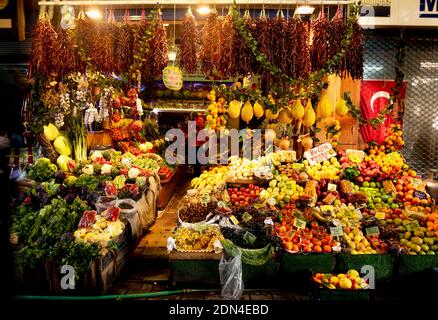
<box><xmin>241</xmin><ymin>212</ymin><xmax>253</xmax><ymax>223</ymax></box>
<box><xmin>294</xmin><ymin>218</ymin><xmax>306</xmax><ymax>230</ymax></box>
<box><xmin>327</xmin><ymin>183</ymin><xmax>337</xmax><ymax>191</ymax></box>
<box><xmin>230</xmin><ymin>215</ymin><xmax>239</xmax><ymax>225</ymax></box>
<box><xmin>304</xmin><ymin>143</ymin><xmax>336</xmax><ymax>166</ymax></box>
<box><xmin>366</xmin><ymin>226</ymin><xmax>380</xmax><ymax>236</ymax></box>
<box><xmin>330</xmin><ymin>227</ymin><xmax>343</xmax><ymax>237</ymax></box>
<box><xmin>243</xmin><ymin>231</ymin><xmax>257</xmax><ymax>245</ymax></box>
<box><xmin>406</xmin><ymin>221</ymin><xmax>421</xmax><ymax>232</ymax></box>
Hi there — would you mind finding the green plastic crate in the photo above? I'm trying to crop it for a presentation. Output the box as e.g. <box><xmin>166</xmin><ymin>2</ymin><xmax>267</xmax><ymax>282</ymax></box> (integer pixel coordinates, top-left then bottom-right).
<box><xmin>336</xmin><ymin>254</ymin><xmax>396</xmax><ymax>281</ymax></box>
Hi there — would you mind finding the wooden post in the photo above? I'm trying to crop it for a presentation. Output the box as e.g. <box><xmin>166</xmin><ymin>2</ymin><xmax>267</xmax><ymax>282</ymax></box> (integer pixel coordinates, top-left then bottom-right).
<box><xmin>17</xmin><ymin>0</ymin><xmax>25</xmax><ymax>41</ymax></box>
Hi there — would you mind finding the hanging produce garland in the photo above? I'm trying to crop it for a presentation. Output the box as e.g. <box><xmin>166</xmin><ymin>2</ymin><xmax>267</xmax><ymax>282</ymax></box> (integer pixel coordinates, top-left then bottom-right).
<box><xmin>270</xmin><ymin>12</ymin><xmax>288</xmax><ymax>75</ymax></box>
<box><xmin>114</xmin><ymin>11</ymin><xmax>135</xmax><ymax>75</ymax></box>
<box><xmin>328</xmin><ymin>7</ymin><xmax>346</xmax><ymax>76</ymax></box>
<box><xmin>200</xmin><ymin>9</ymin><xmax>222</xmax><ymax>78</ymax></box>
<box><xmin>178</xmin><ymin>7</ymin><xmax>199</xmax><ymax>74</ymax></box>
<box><xmin>217</xmin><ymin>8</ymin><xmax>238</xmax><ymax>78</ymax></box>
<box><xmin>346</xmin><ymin>21</ymin><xmax>365</xmax><ymax>80</ymax></box>
<box><xmin>56</xmin><ymin>28</ymin><xmax>78</xmax><ymax>78</ymax></box>
<box><xmin>235</xmin><ymin>10</ymin><xmax>254</xmax><ymax>76</ymax></box>
<box><xmin>310</xmin><ymin>10</ymin><xmax>329</xmax><ymax>72</ymax></box>
<box><xmin>147</xmin><ymin>9</ymin><xmax>169</xmax><ymax>80</ymax></box>
<box><xmin>286</xmin><ymin>18</ymin><xmax>311</xmax><ymax>80</ymax></box>
<box><xmin>29</xmin><ymin>18</ymin><xmax>61</xmax><ymax>79</ymax></box>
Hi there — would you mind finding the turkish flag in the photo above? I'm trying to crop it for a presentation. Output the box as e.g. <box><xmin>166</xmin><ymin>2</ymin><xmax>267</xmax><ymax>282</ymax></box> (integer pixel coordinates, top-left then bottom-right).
<box><xmin>360</xmin><ymin>80</ymin><xmax>407</xmax><ymax>144</ymax></box>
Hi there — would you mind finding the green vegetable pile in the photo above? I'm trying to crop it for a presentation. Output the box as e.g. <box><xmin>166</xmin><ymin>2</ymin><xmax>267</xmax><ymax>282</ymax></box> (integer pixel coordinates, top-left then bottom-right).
<box><xmin>28</xmin><ymin>158</ymin><xmax>58</xmax><ymax>182</ymax></box>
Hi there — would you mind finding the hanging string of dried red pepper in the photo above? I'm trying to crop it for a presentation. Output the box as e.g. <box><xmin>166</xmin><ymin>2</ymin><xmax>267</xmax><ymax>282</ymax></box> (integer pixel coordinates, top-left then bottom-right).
<box><xmin>56</xmin><ymin>28</ymin><xmax>79</xmax><ymax>78</ymax></box>
<box><xmin>200</xmin><ymin>10</ymin><xmax>222</xmax><ymax>78</ymax></box>
<box><xmin>270</xmin><ymin>11</ymin><xmax>288</xmax><ymax>74</ymax></box>
<box><xmin>345</xmin><ymin>21</ymin><xmax>364</xmax><ymax>80</ymax></box>
<box><xmin>328</xmin><ymin>7</ymin><xmax>346</xmax><ymax>76</ymax></box>
<box><xmin>178</xmin><ymin>7</ymin><xmax>199</xmax><ymax>74</ymax></box>
<box><xmin>310</xmin><ymin>9</ymin><xmax>329</xmax><ymax>71</ymax></box>
<box><xmin>114</xmin><ymin>11</ymin><xmax>134</xmax><ymax>75</ymax></box>
<box><xmin>29</xmin><ymin>19</ymin><xmax>61</xmax><ymax>79</ymax></box>
<box><xmin>286</xmin><ymin>18</ymin><xmax>311</xmax><ymax>80</ymax></box>
<box><xmin>217</xmin><ymin>10</ymin><xmax>238</xmax><ymax>78</ymax></box>
<box><xmin>147</xmin><ymin>9</ymin><xmax>168</xmax><ymax>79</ymax></box>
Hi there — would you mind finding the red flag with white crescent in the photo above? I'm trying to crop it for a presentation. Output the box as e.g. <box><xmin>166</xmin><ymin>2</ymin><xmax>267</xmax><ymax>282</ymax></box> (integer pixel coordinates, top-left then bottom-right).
<box><xmin>360</xmin><ymin>80</ymin><xmax>407</xmax><ymax>144</ymax></box>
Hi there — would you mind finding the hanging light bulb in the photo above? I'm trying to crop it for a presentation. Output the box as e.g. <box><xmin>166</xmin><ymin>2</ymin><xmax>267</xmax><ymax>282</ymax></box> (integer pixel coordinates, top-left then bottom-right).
<box><xmin>197</xmin><ymin>5</ymin><xmax>211</xmax><ymax>15</ymax></box>
<box><xmin>85</xmin><ymin>7</ymin><xmax>102</xmax><ymax>20</ymax></box>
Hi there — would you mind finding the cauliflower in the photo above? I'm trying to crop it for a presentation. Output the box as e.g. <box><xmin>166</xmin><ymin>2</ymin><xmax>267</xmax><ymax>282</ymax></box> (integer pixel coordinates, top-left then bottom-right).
<box><xmin>128</xmin><ymin>167</ymin><xmax>140</xmax><ymax>179</ymax></box>
<box><xmin>90</xmin><ymin>151</ymin><xmax>104</xmax><ymax>162</ymax></box>
<box><xmin>82</xmin><ymin>164</ymin><xmax>94</xmax><ymax>175</ymax></box>
<box><xmin>121</xmin><ymin>157</ymin><xmax>133</xmax><ymax>168</ymax></box>
<box><xmin>101</xmin><ymin>163</ymin><xmax>112</xmax><ymax>175</ymax></box>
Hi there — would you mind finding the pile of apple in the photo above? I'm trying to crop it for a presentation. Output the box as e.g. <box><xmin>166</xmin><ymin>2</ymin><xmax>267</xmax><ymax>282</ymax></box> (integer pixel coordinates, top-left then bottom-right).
<box><xmin>359</xmin><ymin>181</ymin><xmax>400</xmax><ymax>210</ymax></box>
<box><xmin>260</xmin><ymin>174</ymin><xmax>304</xmax><ymax>208</ymax></box>
<box><xmin>227</xmin><ymin>184</ymin><xmax>263</xmax><ymax>208</ymax></box>
<box><xmin>313</xmin><ymin>270</ymin><xmax>369</xmax><ymax>290</ymax></box>
<box><xmin>366</xmin><ymin>234</ymin><xmax>389</xmax><ymax>253</ymax></box>
<box><xmin>275</xmin><ymin>219</ymin><xmax>337</xmax><ymax>253</ymax></box>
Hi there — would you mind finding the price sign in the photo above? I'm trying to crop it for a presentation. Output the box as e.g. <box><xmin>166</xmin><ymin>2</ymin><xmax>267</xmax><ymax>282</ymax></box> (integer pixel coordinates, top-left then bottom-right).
<box><xmin>330</xmin><ymin>226</ymin><xmax>343</xmax><ymax>237</ymax></box>
<box><xmin>413</xmin><ymin>190</ymin><xmax>427</xmax><ymax>199</ymax></box>
<box><xmin>406</xmin><ymin>220</ymin><xmax>421</xmax><ymax>232</ymax></box>
<box><xmin>294</xmin><ymin>218</ymin><xmax>306</xmax><ymax>230</ymax></box>
<box><xmin>375</xmin><ymin>211</ymin><xmax>386</xmax><ymax>220</ymax></box>
<box><xmin>366</xmin><ymin>226</ymin><xmax>380</xmax><ymax>236</ymax></box>
<box><xmin>333</xmin><ymin>219</ymin><xmax>343</xmax><ymax>227</ymax></box>
<box><xmin>243</xmin><ymin>231</ymin><xmax>257</xmax><ymax>245</ymax></box>
<box><xmin>327</xmin><ymin>183</ymin><xmax>337</xmax><ymax>191</ymax></box>
<box><xmin>411</xmin><ymin>178</ymin><xmax>422</xmax><ymax>189</ymax></box>
<box><xmin>162</xmin><ymin>66</ymin><xmax>183</xmax><ymax>91</ymax></box>
<box><xmin>230</xmin><ymin>215</ymin><xmax>239</xmax><ymax>225</ymax></box>
<box><xmin>304</xmin><ymin>143</ymin><xmax>336</xmax><ymax>166</ymax></box>
<box><xmin>267</xmin><ymin>198</ymin><xmax>277</xmax><ymax>206</ymax></box>
<box><xmin>346</xmin><ymin>149</ymin><xmax>366</xmax><ymax>163</ymax></box>
<box><xmin>241</xmin><ymin>212</ymin><xmax>253</xmax><ymax>223</ymax></box>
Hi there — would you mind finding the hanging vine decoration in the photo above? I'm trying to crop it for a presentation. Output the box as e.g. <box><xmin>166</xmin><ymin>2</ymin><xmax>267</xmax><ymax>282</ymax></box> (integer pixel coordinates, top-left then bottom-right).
<box><xmin>231</xmin><ymin>1</ymin><xmax>361</xmax><ymax>102</ymax></box>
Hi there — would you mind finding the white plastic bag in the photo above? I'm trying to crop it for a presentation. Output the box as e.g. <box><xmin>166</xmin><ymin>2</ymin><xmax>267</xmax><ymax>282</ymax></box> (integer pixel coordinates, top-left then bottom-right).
<box><xmin>219</xmin><ymin>250</ymin><xmax>244</xmax><ymax>300</ymax></box>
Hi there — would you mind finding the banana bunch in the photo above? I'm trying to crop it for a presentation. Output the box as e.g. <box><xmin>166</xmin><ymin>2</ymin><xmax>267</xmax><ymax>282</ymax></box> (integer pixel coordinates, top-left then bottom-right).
<box><xmin>190</xmin><ymin>171</ymin><xmax>228</xmax><ymax>190</ymax></box>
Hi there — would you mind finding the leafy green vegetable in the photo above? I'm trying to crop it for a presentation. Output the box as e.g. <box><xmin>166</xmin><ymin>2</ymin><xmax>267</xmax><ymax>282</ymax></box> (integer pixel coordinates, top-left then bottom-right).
<box><xmin>28</xmin><ymin>160</ymin><xmax>58</xmax><ymax>182</ymax></box>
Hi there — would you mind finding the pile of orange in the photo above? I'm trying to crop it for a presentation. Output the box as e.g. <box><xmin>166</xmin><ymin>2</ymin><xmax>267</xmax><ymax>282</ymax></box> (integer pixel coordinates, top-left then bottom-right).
<box><xmin>394</xmin><ymin>176</ymin><xmax>433</xmax><ymax>212</ymax></box>
<box><xmin>426</xmin><ymin>212</ymin><xmax>438</xmax><ymax>238</ymax></box>
<box><xmin>384</xmin><ymin>124</ymin><xmax>404</xmax><ymax>152</ymax></box>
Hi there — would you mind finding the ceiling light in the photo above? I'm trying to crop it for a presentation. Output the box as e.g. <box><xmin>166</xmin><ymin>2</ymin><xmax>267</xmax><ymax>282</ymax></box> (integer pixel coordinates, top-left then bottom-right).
<box><xmin>85</xmin><ymin>8</ymin><xmax>102</xmax><ymax>20</ymax></box>
<box><xmin>197</xmin><ymin>5</ymin><xmax>211</xmax><ymax>15</ymax></box>
<box><xmin>295</xmin><ymin>5</ymin><xmax>315</xmax><ymax>15</ymax></box>
<box><xmin>163</xmin><ymin>23</ymin><xmax>170</xmax><ymax>27</ymax></box>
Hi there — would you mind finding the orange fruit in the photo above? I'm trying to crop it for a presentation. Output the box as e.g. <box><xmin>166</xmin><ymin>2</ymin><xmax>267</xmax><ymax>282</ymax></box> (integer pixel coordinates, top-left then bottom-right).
<box><xmin>420</xmin><ymin>199</ymin><xmax>429</xmax><ymax>205</ymax></box>
<box><xmin>412</xmin><ymin>197</ymin><xmax>421</xmax><ymax>205</ymax></box>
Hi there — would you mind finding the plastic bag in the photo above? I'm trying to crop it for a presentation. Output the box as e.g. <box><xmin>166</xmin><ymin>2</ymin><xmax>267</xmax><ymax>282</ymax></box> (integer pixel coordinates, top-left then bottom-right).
<box><xmin>219</xmin><ymin>249</ymin><xmax>244</xmax><ymax>300</ymax></box>
<box><xmin>115</xmin><ymin>198</ymin><xmax>138</xmax><ymax>219</ymax></box>
<box><xmin>96</xmin><ymin>196</ymin><xmax>118</xmax><ymax>213</ymax></box>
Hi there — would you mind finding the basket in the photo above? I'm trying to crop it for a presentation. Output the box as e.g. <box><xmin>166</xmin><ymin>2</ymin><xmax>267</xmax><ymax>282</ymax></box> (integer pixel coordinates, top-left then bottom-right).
<box><xmin>37</xmin><ymin>133</ymin><xmax>58</xmax><ymax>163</ymax></box>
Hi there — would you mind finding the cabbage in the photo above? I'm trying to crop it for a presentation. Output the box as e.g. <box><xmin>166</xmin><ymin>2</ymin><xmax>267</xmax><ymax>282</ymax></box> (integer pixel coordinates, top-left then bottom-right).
<box><xmin>64</xmin><ymin>176</ymin><xmax>77</xmax><ymax>187</ymax></box>
<box><xmin>53</xmin><ymin>136</ymin><xmax>72</xmax><ymax>156</ymax></box>
<box><xmin>43</xmin><ymin>123</ymin><xmax>59</xmax><ymax>141</ymax></box>
<box><xmin>57</xmin><ymin>155</ymin><xmax>73</xmax><ymax>172</ymax></box>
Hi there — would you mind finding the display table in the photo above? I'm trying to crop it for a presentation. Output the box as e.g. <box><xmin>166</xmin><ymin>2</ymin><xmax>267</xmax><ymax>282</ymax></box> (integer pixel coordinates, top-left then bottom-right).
<box><xmin>157</xmin><ymin>165</ymin><xmax>186</xmax><ymax>210</ymax></box>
